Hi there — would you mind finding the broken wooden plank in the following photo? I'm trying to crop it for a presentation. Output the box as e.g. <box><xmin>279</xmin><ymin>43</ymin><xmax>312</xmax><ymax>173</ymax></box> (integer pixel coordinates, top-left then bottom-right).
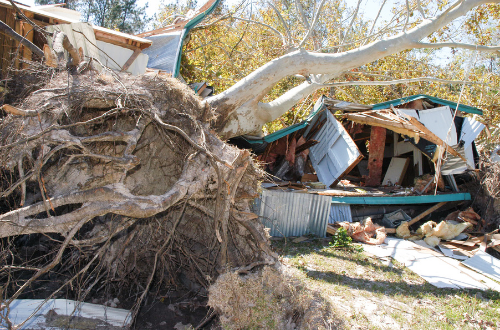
<box><xmin>407</xmin><ymin>202</ymin><xmax>448</xmax><ymax>226</ymax></box>
<box><xmin>345</xmin><ymin>112</ymin><xmax>421</xmax><ymax>142</ymax></box>
<box><xmin>326</xmin><ymin>225</ymin><xmax>336</xmax><ymax>235</ymax></box>
<box><xmin>295</xmin><ymin>139</ymin><xmax>318</xmax><ymax>154</ymax></box>
<box><xmin>120</xmin><ymin>48</ymin><xmax>141</xmax><ymax>72</ymax></box>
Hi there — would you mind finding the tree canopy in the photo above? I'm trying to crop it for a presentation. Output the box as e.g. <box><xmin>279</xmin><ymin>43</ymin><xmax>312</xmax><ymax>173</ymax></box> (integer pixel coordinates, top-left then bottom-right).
<box><xmin>35</xmin><ymin>0</ymin><xmax>150</xmax><ymax>33</ymax></box>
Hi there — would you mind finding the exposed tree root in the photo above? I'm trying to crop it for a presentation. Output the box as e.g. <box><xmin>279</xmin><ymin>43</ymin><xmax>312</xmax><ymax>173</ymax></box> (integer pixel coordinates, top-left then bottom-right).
<box><xmin>0</xmin><ymin>65</ymin><xmax>275</xmax><ymax>328</ymax></box>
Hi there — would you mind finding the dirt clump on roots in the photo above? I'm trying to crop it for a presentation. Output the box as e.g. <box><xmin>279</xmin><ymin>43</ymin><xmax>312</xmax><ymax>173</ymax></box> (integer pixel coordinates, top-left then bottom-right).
<box><xmin>208</xmin><ymin>266</ymin><xmax>341</xmax><ymax>329</ymax></box>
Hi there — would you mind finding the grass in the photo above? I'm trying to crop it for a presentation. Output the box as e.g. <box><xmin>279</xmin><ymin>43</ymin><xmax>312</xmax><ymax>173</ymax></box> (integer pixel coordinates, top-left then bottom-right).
<box><xmin>271</xmin><ymin>236</ymin><xmax>500</xmax><ymax>330</ymax></box>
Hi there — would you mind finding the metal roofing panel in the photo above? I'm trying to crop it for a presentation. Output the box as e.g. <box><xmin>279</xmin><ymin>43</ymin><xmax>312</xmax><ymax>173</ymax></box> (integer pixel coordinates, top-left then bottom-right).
<box><xmin>330</xmin><ymin>193</ymin><xmax>471</xmax><ymax>204</ymax></box>
<box><xmin>256</xmin><ymin>190</ymin><xmax>331</xmax><ymax>237</ymax></box>
<box><xmin>46</xmin><ymin>22</ymin><xmax>101</xmax><ymax>64</ymax></box>
<box><xmin>142</xmin><ymin>31</ymin><xmax>183</xmax><ymax>75</ymax></box>
<box><xmin>1</xmin><ymin>299</ymin><xmax>131</xmax><ymax>329</ymax></box>
<box><xmin>372</xmin><ymin>94</ymin><xmax>483</xmax><ymax>115</ymax></box>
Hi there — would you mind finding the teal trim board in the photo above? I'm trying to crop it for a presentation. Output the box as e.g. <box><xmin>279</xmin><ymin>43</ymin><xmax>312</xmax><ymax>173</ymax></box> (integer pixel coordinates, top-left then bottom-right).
<box><xmin>330</xmin><ymin>193</ymin><xmax>471</xmax><ymax>205</ymax></box>
<box><xmin>372</xmin><ymin>94</ymin><xmax>483</xmax><ymax>115</ymax></box>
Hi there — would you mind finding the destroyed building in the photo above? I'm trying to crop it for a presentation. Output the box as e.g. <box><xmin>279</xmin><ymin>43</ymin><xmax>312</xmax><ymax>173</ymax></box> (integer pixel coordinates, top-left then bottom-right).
<box><xmin>247</xmin><ymin>94</ymin><xmax>486</xmax><ymax>238</ymax></box>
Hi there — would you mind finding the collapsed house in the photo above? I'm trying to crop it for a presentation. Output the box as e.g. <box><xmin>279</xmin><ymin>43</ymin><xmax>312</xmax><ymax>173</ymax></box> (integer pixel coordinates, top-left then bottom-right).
<box><xmin>0</xmin><ymin>0</ymin><xmax>218</xmax><ymax>96</ymax></box>
<box><xmin>249</xmin><ymin>94</ymin><xmax>500</xmax><ymax>290</ymax></box>
<box><xmin>248</xmin><ymin>94</ymin><xmax>485</xmax><ymax>237</ymax></box>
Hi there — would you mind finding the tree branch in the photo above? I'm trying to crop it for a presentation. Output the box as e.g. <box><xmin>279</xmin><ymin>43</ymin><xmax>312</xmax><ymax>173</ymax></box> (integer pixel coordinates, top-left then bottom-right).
<box><xmin>315</xmin><ymin>77</ymin><xmax>492</xmax><ymax>87</ymax></box>
<box><xmin>233</xmin><ymin>16</ymin><xmax>287</xmax><ymax>46</ymax></box>
<box><xmin>415</xmin><ymin>42</ymin><xmax>500</xmax><ymax>52</ymax></box>
<box><xmin>267</xmin><ymin>1</ymin><xmax>292</xmax><ymax>45</ymax></box>
<box><xmin>209</xmin><ymin>0</ymin><xmax>498</xmax><ymax>138</ymax></box>
<box><xmin>0</xmin><ymin>20</ymin><xmax>44</xmax><ymax>58</ymax></box>
<box><xmin>297</xmin><ymin>0</ymin><xmax>326</xmax><ymax>49</ymax></box>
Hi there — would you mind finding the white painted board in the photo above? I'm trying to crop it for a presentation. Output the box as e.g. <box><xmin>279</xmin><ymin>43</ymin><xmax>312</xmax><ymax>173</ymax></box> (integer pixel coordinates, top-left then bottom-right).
<box><xmin>460</xmin><ymin>117</ymin><xmax>484</xmax><ymax>147</ymax></box>
<box><xmin>0</xmin><ymin>299</ymin><xmax>131</xmax><ymax>329</ymax></box>
<box><xmin>362</xmin><ymin>237</ymin><xmax>500</xmax><ymax>291</ymax></box>
<box><xmin>399</xmin><ymin>106</ymin><xmax>457</xmax><ymax>146</ymax></box>
<box><xmin>96</xmin><ymin>41</ymin><xmax>149</xmax><ymax>75</ymax></box>
<box><xmin>462</xmin><ymin>250</ymin><xmax>500</xmax><ymax>282</ymax></box>
<box><xmin>382</xmin><ymin>157</ymin><xmax>409</xmax><ymax>186</ymax></box>
<box><xmin>309</xmin><ymin>110</ymin><xmax>362</xmax><ymax>187</ymax></box>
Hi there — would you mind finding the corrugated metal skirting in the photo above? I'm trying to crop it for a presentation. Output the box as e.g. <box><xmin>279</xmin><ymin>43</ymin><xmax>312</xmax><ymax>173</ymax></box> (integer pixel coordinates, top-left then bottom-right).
<box><xmin>329</xmin><ymin>204</ymin><xmax>352</xmax><ymax>223</ymax></box>
<box><xmin>254</xmin><ymin>190</ymin><xmax>331</xmax><ymax>237</ymax></box>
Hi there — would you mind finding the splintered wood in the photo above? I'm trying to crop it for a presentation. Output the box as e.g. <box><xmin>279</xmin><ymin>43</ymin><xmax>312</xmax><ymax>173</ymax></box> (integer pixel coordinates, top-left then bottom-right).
<box><xmin>344</xmin><ymin>109</ymin><xmax>466</xmax><ymax>162</ymax></box>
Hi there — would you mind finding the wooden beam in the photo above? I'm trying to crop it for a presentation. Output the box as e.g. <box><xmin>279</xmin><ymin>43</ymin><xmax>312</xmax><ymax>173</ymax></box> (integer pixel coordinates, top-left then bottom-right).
<box><xmin>120</xmin><ymin>48</ymin><xmax>141</xmax><ymax>72</ymax></box>
<box><xmin>0</xmin><ymin>19</ymin><xmax>43</xmax><ymax>58</ymax></box>
<box><xmin>408</xmin><ymin>202</ymin><xmax>448</xmax><ymax>226</ymax></box>
<box><xmin>365</xmin><ymin>126</ymin><xmax>386</xmax><ymax>187</ymax></box>
<box><xmin>345</xmin><ymin>113</ymin><xmax>421</xmax><ymax>141</ymax></box>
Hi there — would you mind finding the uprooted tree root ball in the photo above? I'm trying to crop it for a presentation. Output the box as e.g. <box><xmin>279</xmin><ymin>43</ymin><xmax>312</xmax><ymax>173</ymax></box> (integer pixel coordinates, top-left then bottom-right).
<box><xmin>208</xmin><ymin>266</ymin><xmax>340</xmax><ymax>329</ymax></box>
<box><xmin>0</xmin><ymin>66</ymin><xmax>282</xmax><ymax>327</ymax></box>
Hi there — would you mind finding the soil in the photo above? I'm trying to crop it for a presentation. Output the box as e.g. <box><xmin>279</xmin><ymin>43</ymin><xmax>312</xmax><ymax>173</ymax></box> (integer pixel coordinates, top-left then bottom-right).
<box><xmin>134</xmin><ymin>298</ymin><xmax>212</xmax><ymax>329</ymax></box>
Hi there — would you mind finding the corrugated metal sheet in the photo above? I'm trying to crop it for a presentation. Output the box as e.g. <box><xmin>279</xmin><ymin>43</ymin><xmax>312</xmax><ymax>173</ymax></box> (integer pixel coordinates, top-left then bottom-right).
<box><xmin>256</xmin><ymin>190</ymin><xmax>331</xmax><ymax>237</ymax></box>
<box><xmin>329</xmin><ymin>204</ymin><xmax>352</xmax><ymax>223</ymax></box>
<box><xmin>46</xmin><ymin>23</ymin><xmax>149</xmax><ymax>75</ymax></box>
<box><xmin>143</xmin><ymin>31</ymin><xmax>183</xmax><ymax>75</ymax></box>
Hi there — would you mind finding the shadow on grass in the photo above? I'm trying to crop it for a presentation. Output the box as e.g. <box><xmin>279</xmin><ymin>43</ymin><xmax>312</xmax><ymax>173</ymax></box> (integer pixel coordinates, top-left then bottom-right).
<box><xmin>271</xmin><ymin>239</ymin><xmax>500</xmax><ymax>302</ymax></box>
<box><xmin>303</xmin><ymin>268</ymin><xmax>500</xmax><ymax>301</ymax></box>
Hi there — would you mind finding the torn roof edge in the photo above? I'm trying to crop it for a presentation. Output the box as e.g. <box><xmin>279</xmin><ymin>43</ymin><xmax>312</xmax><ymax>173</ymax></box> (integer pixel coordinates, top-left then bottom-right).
<box><xmin>372</xmin><ymin>94</ymin><xmax>483</xmax><ymax>115</ymax></box>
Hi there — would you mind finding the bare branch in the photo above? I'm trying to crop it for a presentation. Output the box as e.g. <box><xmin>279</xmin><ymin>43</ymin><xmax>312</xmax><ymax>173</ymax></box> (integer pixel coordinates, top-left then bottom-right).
<box><xmin>415</xmin><ymin>42</ymin><xmax>500</xmax><ymax>52</ymax></box>
<box><xmin>364</xmin><ymin>0</ymin><xmax>388</xmax><ymax>45</ymax></box>
<box><xmin>267</xmin><ymin>1</ymin><xmax>292</xmax><ymax>45</ymax></box>
<box><xmin>233</xmin><ymin>16</ymin><xmax>287</xmax><ymax>47</ymax></box>
<box><xmin>298</xmin><ymin>0</ymin><xmax>326</xmax><ymax>49</ymax></box>
<box><xmin>294</xmin><ymin>0</ymin><xmax>311</xmax><ymax>30</ymax></box>
<box><xmin>404</xmin><ymin>0</ymin><xmax>411</xmax><ymax>32</ymax></box>
<box><xmin>315</xmin><ymin>77</ymin><xmax>492</xmax><ymax>87</ymax></box>
<box><xmin>340</xmin><ymin>0</ymin><xmax>363</xmax><ymax>45</ymax></box>
<box><xmin>416</xmin><ymin>0</ymin><xmax>427</xmax><ymax>19</ymax></box>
